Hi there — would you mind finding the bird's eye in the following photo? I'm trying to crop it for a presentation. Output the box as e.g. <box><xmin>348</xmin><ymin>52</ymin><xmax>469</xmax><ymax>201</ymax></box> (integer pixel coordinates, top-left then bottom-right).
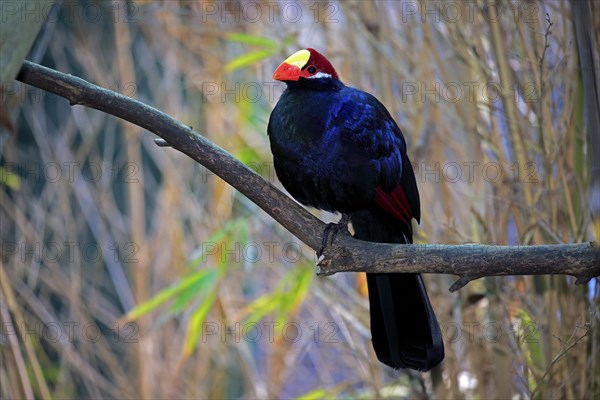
<box><xmin>307</xmin><ymin>66</ymin><xmax>317</xmax><ymax>74</ymax></box>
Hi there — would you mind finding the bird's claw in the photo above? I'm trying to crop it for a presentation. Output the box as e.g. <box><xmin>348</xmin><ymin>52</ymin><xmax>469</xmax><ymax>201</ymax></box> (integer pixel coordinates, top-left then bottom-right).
<box><xmin>317</xmin><ymin>222</ymin><xmax>335</xmax><ymax>257</ymax></box>
<box><xmin>317</xmin><ymin>221</ymin><xmax>350</xmax><ymax>257</ymax></box>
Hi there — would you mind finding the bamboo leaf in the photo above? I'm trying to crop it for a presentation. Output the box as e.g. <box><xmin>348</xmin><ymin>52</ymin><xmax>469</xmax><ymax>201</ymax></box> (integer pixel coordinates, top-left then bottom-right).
<box><xmin>0</xmin><ymin>167</ymin><xmax>21</xmax><ymax>190</ymax></box>
<box><xmin>187</xmin><ymin>219</ymin><xmax>244</xmax><ymax>267</ymax></box>
<box><xmin>516</xmin><ymin>308</ymin><xmax>544</xmax><ymax>373</ymax></box>
<box><xmin>170</xmin><ymin>271</ymin><xmax>217</xmax><ymax>313</ymax></box>
<box><xmin>280</xmin><ymin>265</ymin><xmax>312</xmax><ymax>312</ymax></box>
<box><xmin>183</xmin><ymin>287</ymin><xmax>218</xmax><ymax>356</ymax></box>
<box><xmin>244</xmin><ymin>264</ymin><xmax>313</xmax><ymax>323</ymax></box>
<box><xmin>295</xmin><ymin>388</ymin><xmax>328</xmax><ymax>400</ymax></box>
<box><xmin>125</xmin><ymin>269</ymin><xmax>217</xmax><ymax>320</ymax></box>
<box><xmin>224</xmin><ymin>33</ymin><xmax>277</xmax><ymax>48</ymax></box>
<box><xmin>224</xmin><ymin>49</ymin><xmax>274</xmax><ymax>72</ymax></box>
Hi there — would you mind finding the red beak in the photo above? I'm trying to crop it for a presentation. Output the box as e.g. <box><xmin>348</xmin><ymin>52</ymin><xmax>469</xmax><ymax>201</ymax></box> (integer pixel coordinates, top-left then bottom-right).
<box><xmin>272</xmin><ymin>62</ymin><xmax>301</xmax><ymax>81</ymax></box>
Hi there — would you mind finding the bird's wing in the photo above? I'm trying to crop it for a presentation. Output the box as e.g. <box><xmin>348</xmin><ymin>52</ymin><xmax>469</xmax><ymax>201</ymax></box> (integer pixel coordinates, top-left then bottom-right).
<box><xmin>329</xmin><ymin>89</ymin><xmax>420</xmax><ymax>223</ymax></box>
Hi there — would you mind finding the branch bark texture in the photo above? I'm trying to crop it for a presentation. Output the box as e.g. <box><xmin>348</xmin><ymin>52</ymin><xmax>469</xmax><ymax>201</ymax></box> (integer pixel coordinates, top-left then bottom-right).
<box><xmin>15</xmin><ymin>60</ymin><xmax>600</xmax><ymax>291</ymax></box>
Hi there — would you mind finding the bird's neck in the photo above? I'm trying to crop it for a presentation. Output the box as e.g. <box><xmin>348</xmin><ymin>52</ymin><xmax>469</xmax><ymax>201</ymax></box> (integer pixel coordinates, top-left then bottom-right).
<box><xmin>285</xmin><ymin>78</ymin><xmax>344</xmax><ymax>92</ymax></box>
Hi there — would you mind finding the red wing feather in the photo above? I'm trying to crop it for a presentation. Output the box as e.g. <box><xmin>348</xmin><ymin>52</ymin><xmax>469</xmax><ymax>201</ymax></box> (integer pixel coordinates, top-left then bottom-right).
<box><xmin>374</xmin><ymin>185</ymin><xmax>413</xmax><ymax>224</ymax></box>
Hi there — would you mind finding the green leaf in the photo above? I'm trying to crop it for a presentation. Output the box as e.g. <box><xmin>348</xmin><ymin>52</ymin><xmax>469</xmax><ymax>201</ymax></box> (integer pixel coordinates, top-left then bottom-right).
<box><xmin>244</xmin><ymin>264</ymin><xmax>313</xmax><ymax>323</ymax></box>
<box><xmin>516</xmin><ymin>308</ymin><xmax>544</xmax><ymax>384</ymax></box>
<box><xmin>235</xmin><ymin>146</ymin><xmax>261</xmax><ymax>166</ymax></box>
<box><xmin>244</xmin><ymin>288</ymin><xmax>282</xmax><ymax>323</ymax></box>
<box><xmin>125</xmin><ymin>269</ymin><xmax>217</xmax><ymax>320</ymax></box>
<box><xmin>295</xmin><ymin>388</ymin><xmax>328</xmax><ymax>400</ymax></box>
<box><xmin>295</xmin><ymin>382</ymin><xmax>346</xmax><ymax>400</ymax></box>
<box><xmin>170</xmin><ymin>270</ymin><xmax>218</xmax><ymax>313</ymax></box>
<box><xmin>280</xmin><ymin>265</ymin><xmax>312</xmax><ymax>312</ymax></box>
<box><xmin>237</xmin><ymin>219</ymin><xmax>249</xmax><ymax>246</ymax></box>
<box><xmin>224</xmin><ymin>33</ymin><xmax>277</xmax><ymax>48</ymax></box>
<box><xmin>0</xmin><ymin>167</ymin><xmax>21</xmax><ymax>190</ymax></box>
<box><xmin>224</xmin><ymin>49</ymin><xmax>274</xmax><ymax>72</ymax></box>
<box><xmin>186</xmin><ymin>219</ymin><xmax>244</xmax><ymax>268</ymax></box>
<box><xmin>183</xmin><ymin>286</ymin><xmax>218</xmax><ymax>356</ymax></box>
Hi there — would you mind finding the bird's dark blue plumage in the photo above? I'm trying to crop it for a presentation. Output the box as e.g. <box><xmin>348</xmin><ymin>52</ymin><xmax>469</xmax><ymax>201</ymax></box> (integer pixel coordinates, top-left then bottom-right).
<box><xmin>268</xmin><ymin>48</ymin><xmax>443</xmax><ymax>371</ymax></box>
<box><xmin>269</xmin><ymin>80</ymin><xmax>418</xmax><ymax>218</ymax></box>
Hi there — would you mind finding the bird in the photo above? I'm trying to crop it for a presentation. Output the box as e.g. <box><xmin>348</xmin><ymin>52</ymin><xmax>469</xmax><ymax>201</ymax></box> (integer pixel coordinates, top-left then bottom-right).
<box><xmin>267</xmin><ymin>48</ymin><xmax>444</xmax><ymax>371</ymax></box>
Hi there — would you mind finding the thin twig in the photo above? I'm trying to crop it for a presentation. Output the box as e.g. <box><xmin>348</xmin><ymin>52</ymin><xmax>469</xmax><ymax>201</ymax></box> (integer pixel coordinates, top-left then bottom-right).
<box><xmin>529</xmin><ymin>321</ymin><xmax>590</xmax><ymax>398</ymax></box>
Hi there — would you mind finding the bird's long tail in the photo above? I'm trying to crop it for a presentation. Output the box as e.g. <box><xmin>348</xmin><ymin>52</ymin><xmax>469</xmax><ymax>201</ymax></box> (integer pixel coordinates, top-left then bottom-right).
<box><xmin>352</xmin><ymin>210</ymin><xmax>444</xmax><ymax>371</ymax></box>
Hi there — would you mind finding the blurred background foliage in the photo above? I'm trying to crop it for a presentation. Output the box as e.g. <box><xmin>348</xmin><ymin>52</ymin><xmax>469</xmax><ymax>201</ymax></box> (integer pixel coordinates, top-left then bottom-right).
<box><xmin>1</xmin><ymin>0</ymin><xmax>599</xmax><ymax>399</ymax></box>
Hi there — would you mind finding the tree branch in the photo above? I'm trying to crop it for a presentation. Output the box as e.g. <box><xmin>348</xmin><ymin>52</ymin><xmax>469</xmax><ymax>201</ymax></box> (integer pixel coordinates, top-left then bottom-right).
<box><xmin>15</xmin><ymin>60</ymin><xmax>600</xmax><ymax>291</ymax></box>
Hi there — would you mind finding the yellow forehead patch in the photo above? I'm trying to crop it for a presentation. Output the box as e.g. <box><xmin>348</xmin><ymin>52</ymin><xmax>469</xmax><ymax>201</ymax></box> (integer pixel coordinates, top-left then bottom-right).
<box><xmin>282</xmin><ymin>49</ymin><xmax>310</xmax><ymax>69</ymax></box>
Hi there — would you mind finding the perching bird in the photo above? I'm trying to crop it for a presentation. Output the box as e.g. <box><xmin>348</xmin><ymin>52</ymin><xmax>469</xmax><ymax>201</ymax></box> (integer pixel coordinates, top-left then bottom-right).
<box><xmin>267</xmin><ymin>48</ymin><xmax>444</xmax><ymax>371</ymax></box>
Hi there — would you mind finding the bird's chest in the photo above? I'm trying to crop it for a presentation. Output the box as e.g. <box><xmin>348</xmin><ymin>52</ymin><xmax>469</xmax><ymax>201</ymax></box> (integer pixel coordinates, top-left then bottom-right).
<box><xmin>269</xmin><ymin>98</ymin><xmax>375</xmax><ymax>212</ymax></box>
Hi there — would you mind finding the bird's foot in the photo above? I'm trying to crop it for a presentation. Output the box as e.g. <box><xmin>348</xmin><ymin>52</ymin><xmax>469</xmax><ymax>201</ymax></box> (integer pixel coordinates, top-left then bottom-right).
<box><xmin>317</xmin><ymin>214</ymin><xmax>351</xmax><ymax>257</ymax></box>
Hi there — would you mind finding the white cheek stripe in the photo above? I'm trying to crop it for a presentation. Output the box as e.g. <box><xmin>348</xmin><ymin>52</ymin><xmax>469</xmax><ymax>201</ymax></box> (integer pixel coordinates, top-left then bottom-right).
<box><xmin>308</xmin><ymin>72</ymin><xmax>332</xmax><ymax>79</ymax></box>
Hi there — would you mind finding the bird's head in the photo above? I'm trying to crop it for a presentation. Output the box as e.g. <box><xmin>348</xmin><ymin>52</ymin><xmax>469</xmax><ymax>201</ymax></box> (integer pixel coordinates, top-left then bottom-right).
<box><xmin>272</xmin><ymin>48</ymin><xmax>339</xmax><ymax>82</ymax></box>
